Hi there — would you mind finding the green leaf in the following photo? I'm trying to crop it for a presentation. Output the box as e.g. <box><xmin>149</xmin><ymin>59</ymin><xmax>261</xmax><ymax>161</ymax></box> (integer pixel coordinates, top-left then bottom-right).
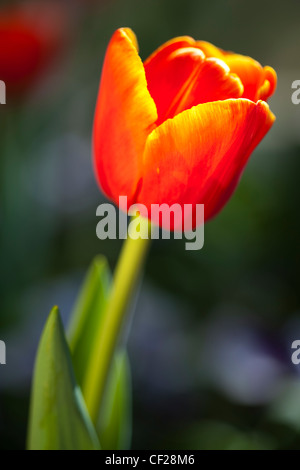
<box><xmin>67</xmin><ymin>256</ymin><xmax>132</xmax><ymax>449</ymax></box>
<box><xmin>68</xmin><ymin>255</ymin><xmax>111</xmax><ymax>389</ymax></box>
<box><xmin>27</xmin><ymin>307</ymin><xmax>100</xmax><ymax>450</ymax></box>
<box><xmin>97</xmin><ymin>351</ymin><xmax>132</xmax><ymax>450</ymax></box>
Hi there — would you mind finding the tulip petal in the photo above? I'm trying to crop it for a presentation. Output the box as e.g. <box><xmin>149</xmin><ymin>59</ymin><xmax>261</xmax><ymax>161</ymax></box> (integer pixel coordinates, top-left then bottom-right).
<box><xmin>145</xmin><ymin>46</ymin><xmax>243</xmax><ymax>125</ymax></box>
<box><xmin>197</xmin><ymin>41</ymin><xmax>277</xmax><ymax>102</ymax></box>
<box><xmin>257</xmin><ymin>65</ymin><xmax>277</xmax><ymax>102</ymax></box>
<box><xmin>93</xmin><ymin>28</ymin><xmax>157</xmax><ymax>205</ymax></box>
<box><xmin>144</xmin><ymin>36</ymin><xmax>197</xmax><ymax>69</ymax></box>
<box><xmin>138</xmin><ymin>99</ymin><xmax>275</xmax><ymax>228</ymax></box>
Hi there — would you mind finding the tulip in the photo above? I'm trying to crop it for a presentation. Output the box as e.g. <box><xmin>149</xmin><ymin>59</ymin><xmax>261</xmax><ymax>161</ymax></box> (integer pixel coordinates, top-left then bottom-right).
<box><xmin>86</xmin><ymin>30</ymin><xmax>277</xmax><ymax>422</ymax></box>
<box><xmin>0</xmin><ymin>1</ymin><xmax>68</xmax><ymax>97</ymax></box>
<box><xmin>93</xmin><ymin>28</ymin><xmax>277</xmax><ymax>229</ymax></box>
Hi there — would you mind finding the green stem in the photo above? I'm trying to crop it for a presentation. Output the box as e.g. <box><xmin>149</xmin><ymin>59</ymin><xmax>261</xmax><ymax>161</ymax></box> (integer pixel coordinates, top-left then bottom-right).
<box><xmin>83</xmin><ymin>218</ymin><xmax>151</xmax><ymax>424</ymax></box>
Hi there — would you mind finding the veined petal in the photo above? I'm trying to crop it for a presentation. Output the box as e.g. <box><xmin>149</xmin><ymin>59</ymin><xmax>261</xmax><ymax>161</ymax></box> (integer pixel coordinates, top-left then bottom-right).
<box><xmin>144</xmin><ymin>35</ymin><xmax>196</xmax><ymax>68</ymax></box>
<box><xmin>145</xmin><ymin>47</ymin><xmax>244</xmax><ymax>124</ymax></box>
<box><xmin>197</xmin><ymin>41</ymin><xmax>277</xmax><ymax>102</ymax></box>
<box><xmin>257</xmin><ymin>65</ymin><xmax>277</xmax><ymax>102</ymax></box>
<box><xmin>93</xmin><ymin>28</ymin><xmax>157</xmax><ymax>205</ymax></box>
<box><xmin>138</xmin><ymin>99</ymin><xmax>275</xmax><ymax>229</ymax></box>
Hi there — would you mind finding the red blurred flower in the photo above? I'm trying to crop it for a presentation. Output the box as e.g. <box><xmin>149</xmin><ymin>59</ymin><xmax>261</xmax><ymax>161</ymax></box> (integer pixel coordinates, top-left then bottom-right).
<box><xmin>0</xmin><ymin>1</ymin><xmax>68</xmax><ymax>97</ymax></box>
<box><xmin>93</xmin><ymin>28</ymin><xmax>277</xmax><ymax>229</ymax></box>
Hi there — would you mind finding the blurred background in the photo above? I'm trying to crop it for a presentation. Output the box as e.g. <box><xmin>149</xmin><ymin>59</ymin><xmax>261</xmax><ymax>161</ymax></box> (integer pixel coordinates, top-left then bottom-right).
<box><xmin>0</xmin><ymin>0</ymin><xmax>300</xmax><ymax>450</ymax></box>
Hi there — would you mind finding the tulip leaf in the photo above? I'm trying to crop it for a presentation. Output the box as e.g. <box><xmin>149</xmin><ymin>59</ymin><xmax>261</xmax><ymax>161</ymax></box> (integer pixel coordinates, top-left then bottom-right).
<box><xmin>97</xmin><ymin>350</ymin><xmax>132</xmax><ymax>450</ymax></box>
<box><xmin>27</xmin><ymin>307</ymin><xmax>100</xmax><ymax>450</ymax></box>
<box><xmin>67</xmin><ymin>255</ymin><xmax>132</xmax><ymax>449</ymax></box>
<box><xmin>68</xmin><ymin>255</ymin><xmax>111</xmax><ymax>389</ymax></box>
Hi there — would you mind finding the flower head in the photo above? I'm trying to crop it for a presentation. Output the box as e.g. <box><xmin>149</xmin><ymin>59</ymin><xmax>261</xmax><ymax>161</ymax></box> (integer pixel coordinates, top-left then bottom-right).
<box><xmin>93</xmin><ymin>28</ymin><xmax>277</xmax><ymax>229</ymax></box>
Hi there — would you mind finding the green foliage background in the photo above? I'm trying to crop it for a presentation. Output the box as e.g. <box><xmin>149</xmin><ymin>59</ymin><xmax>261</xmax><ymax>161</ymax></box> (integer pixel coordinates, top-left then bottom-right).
<box><xmin>0</xmin><ymin>0</ymin><xmax>300</xmax><ymax>450</ymax></box>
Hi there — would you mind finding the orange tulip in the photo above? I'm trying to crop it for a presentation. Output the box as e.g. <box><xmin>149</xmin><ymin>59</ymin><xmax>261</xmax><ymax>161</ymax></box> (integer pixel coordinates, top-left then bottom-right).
<box><xmin>93</xmin><ymin>28</ymin><xmax>277</xmax><ymax>229</ymax></box>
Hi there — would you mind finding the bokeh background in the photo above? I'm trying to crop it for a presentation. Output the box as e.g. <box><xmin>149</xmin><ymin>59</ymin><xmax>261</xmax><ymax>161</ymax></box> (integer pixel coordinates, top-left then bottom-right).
<box><xmin>1</xmin><ymin>0</ymin><xmax>300</xmax><ymax>450</ymax></box>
